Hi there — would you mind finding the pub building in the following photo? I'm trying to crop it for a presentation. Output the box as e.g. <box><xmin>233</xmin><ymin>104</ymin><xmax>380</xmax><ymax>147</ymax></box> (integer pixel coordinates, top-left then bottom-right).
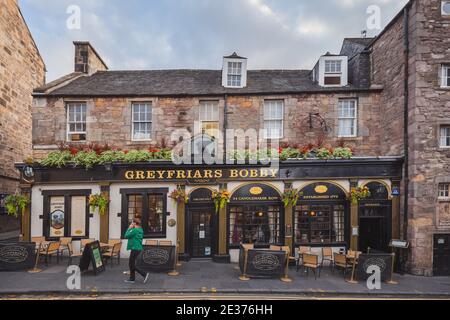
<box><xmin>17</xmin><ymin>36</ymin><xmax>409</xmax><ymax>267</ymax></box>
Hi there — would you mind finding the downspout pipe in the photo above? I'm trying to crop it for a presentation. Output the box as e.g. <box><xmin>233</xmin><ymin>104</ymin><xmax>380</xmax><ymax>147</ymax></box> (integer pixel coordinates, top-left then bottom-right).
<box><xmin>402</xmin><ymin>6</ymin><xmax>410</xmax><ymax>271</ymax></box>
<box><xmin>223</xmin><ymin>94</ymin><xmax>228</xmax><ymax>163</ymax></box>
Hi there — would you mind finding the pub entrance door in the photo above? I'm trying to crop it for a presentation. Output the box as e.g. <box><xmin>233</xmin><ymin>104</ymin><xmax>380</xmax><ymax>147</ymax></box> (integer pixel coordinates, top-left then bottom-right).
<box><xmin>433</xmin><ymin>234</ymin><xmax>450</xmax><ymax>276</ymax></box>
<box><xmin>358</xmin><ymin>204</ymin><xmax>391</xmax><ymax>253</ymax></box>
<box><xmin>187</xmin><ymin>207</ymin><xmax>217</xmax><ymax>258</ymax></box>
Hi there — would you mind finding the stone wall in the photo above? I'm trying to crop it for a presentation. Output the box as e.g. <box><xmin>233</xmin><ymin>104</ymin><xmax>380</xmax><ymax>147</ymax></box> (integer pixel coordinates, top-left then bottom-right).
<box><xmin>0</xmin><ymin>0</ymin><xmax>45</xmax><ymax>195</ymax></box>
<box><xmin>406</xmin><ymin>0</ymin><xmax>450</xmax><ymax>276</ymax></box>
<box><xmin>32</xmin><ymin>92</ymin><xmax>382</xmax><ymax>159</ymax></box>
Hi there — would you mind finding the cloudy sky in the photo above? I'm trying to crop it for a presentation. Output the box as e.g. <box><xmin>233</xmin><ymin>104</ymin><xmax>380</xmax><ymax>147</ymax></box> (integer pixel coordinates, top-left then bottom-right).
<box><xmin>21</xmin><ymin>0</ymin><xmax>409</xmax><ymax>81</ymax></box>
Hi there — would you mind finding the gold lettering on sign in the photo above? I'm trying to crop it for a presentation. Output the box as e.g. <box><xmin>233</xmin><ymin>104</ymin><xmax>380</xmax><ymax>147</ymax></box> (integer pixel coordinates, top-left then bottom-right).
<box><xmin>250</xmin><ymin>169</ymin><xmax>258</xmax><ymax>178</ymax></box>
<box><xmin>125</xmin><ymin>171</ymin><xmax>134</xmax><ymax>180</ymax></box>
<box><xmin>270</xmin><ymin>169</ymin><xmax>278</xmax><ymax>178</ymax></box>
<box><xmin>240</xmin><ymin>169</ymin><xmax>249</xmax><ymax>178</ymax></box>
<box><xmin>177</xmin><ymin>170</ymin><xmax>186</xmax><ymax>179</ymax></box>
<box><xmin>135</xmin><ymin>171</ymin><xmax>145</xmax><ymax>180</ymax></box>
<box><xmin>193</xmin><ymin>171</ymin><xmax>202</xmax><ymax>179</ymax></box>
<box><xmin>215</xmin><ymin>170</ymin><xmax>223</xmax><ymax>178</ymax></box>
<box><xmin>167</xmin><ymin>170</ymin><xmax>175</xmax><ymax>179</ymax></box>
<box><xmin>260</xmin><ymin>169</ymin><xmax>268</xmax><ymax>178</ymax></box>
<box><xmin>204</xmin><ymin>170</ymin><xmax>213</xmax><ymax>178</ymax></box>
<box><xmin>146</xmin><ymin>171</ymin><xmax>155</xmax><ymax>179</ymax></box>
<box><xmin>230</xmin><ymin>169</ymin><xmax>238</xmax><ymax>178</ymax></box>
<box><xmin>156</xmin><ymin>171</ymin><xmax>165</xmax><ymax>179</ymax></box>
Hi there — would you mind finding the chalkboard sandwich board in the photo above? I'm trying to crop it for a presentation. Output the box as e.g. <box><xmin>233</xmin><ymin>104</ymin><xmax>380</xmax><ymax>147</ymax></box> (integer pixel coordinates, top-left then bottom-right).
<box><xmin>79</xmin><ymin>240</ymin><xmax>105</xmax><ymax>275</ymax></box>
<box><xmin>0</xmin><ymin>242</ymin><xmax>36</xmax><ymax>271</ymax></box>
<box><xmin>355</xmin><ymin>253</ymin><xmax>393</xmax><ymax>282</ymax></box>
<box><xmin>239</xmin><ymin>248</ymin><xmax>286</xmax><ymax>278</ymax></box>
<box><xmin>136</xmin><ymin>245</ymin><xmax>176</xmax><ymax>272</ymax></box>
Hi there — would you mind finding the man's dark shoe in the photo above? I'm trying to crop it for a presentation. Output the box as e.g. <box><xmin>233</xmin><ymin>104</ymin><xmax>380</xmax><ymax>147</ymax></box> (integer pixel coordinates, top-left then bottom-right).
<box><xmin>143</xmin><ymin>273</ymin><xmax>150</xmax><ymax>284</ymax></box>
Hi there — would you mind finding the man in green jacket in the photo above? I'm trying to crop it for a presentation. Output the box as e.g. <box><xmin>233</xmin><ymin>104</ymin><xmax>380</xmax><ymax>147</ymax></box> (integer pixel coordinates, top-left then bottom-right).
<box><xmin>124</xmin><ymin>218</ymin><xmax>149</xmax><ymax>284</ymax></box>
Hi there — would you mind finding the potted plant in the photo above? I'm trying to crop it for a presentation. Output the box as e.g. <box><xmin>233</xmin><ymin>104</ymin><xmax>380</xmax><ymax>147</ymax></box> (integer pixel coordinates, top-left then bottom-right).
<box><xmin>89</xmin><ymin>193</ymin><xmax>109</xmax><ymax>215</ymax></box>
<box><xmin>212</xmin><ymin>189</ymin><xmax>231</xmax><ymax>213</ymax></box>
<box><xmin>281</xmin><ymin>188</ymin><xmax>300</xmax><ymax>207</ymax></box>
<box><xmin>4</xmin><ymin>194</ymin><xmax>30</xmax><ymax>217</ymax></box>
<box><xmin>350</xmin><ymin>186</ymin><xmax>371</xmax><ymax>204</ymax></box>
<box><xmin>169</xmin><ymin>187</ymin><xmax>188</xmax><ymax>204</ymax></box>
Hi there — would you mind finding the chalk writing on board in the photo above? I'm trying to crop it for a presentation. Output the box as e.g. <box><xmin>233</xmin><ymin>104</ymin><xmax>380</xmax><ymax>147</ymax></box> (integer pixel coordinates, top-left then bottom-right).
<box><xmin>0</xmin><ymin>246</ymin><xmax>29</xmax><ymax>263</ymax></box>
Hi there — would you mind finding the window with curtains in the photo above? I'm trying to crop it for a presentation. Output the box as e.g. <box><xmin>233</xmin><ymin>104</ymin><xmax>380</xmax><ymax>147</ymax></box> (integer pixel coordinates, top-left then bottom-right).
<box><xmin>132</xmin><ymin>102</ymin><xmax>152</xmax><ymax>141</ymax></box>
<box><xmin>438</xmin><ymin>183</ymin><xmax>450</xmax><ymax>198</ymax></box>
<box><xmin>227</xmin><ymin>61</ymin><xmax>242</xmax><ymax>87</ymax></box>
<box><xmin>338</xmin><ymin>99</ymin><xmax>357</xmax><ymax>137</ymax></box>
<box><xmin>293</xmin><ymin>204</ymin><xmax>345</xmax><ymax>244</ymax></box>
<box><xmin>440</xmin><ymin>126</ymin><xmax>450</xmax><ymax>147</ymax></box>
<box><xmin>228</xmin><ymin>205</ymin><xmax>281</xmax><ymax>246</ymax></box>
<box><xmin>121</xmin><ymin>188</ymin><xmax>167</xmax><ymax>238</ymax></box>
<box><xmin>199</xmin><ymin>101</ymin><xmax>219</xmax><ymax>138</ymax></box>
<box><xmin>263</xmin><ymin>100</ymin><xmax>284</xmax><ymax>139</ymax></box>
<box><xmin>67</xmin><ymin>103</ymin><xmax>87</xmax><ymax>142</ymax></box>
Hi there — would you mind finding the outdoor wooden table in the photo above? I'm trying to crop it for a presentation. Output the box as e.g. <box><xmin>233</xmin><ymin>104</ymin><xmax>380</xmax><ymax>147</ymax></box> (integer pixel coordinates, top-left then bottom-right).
<box><xmin>99</xmin><ymin>243</ymin><xmax>112</xmax><ymax>253</ymax></box>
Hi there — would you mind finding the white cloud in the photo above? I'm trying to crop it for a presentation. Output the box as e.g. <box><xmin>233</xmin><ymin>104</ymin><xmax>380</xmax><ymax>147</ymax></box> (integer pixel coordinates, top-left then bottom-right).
<box><xmin>296</xmin><ymin>18</ymin><xmax>329</xmax><ymax>37</ymax></box>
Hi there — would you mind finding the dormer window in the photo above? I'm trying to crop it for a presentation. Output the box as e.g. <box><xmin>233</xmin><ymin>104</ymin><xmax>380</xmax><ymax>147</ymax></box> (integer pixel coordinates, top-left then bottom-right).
<box><xmin>313</xmin><ymin>55</ymin><xmax>348</xmax><ymax>87</ymax></box>
<box><xmin>222</xmin><ymin>52</ymin><xmax>247</xmax><ymax>88</ymax></box>
<box><xmin>227</xmin><ymin>62</ymin><xmax>242</xmax><ymax>87</ymax></box>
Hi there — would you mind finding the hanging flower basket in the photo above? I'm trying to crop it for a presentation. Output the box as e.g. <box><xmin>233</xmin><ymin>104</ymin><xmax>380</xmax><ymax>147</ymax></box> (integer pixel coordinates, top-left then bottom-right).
<box><xmin>169</xmin><ymin>187</ymin><xmax>188</xmax><ymax>204</ymax></box>
<box><xmin>4</xmin><ymin>194</ymin><xmax>30</xmax><ymax>217</ymax></box>
<box><xmin>350</xmin><ymin>186</ymin><xmax>371</xmax><ymax>204</ymax></box>
<box><xmin>89</xmin><ymin>194</ymin><xmax>109</xmax><ymax>215</ymax></box>
<box><xmin>212</xmin><ymin>189</ymin><xmax>231</xmax><ymax>213</ymax></box>
<box><xmin>281</xmin><ymin>188</ymin><xmax>300</xmax><ymax>207</ymax></box>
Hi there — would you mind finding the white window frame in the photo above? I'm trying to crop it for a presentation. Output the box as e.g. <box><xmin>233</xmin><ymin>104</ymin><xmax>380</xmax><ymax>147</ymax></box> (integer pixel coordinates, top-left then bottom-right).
<box><xmin>66</xmin><ymin>102</ymin><xmax>87</xmax><ymax>142</ymax></box>
<box><xmin>131</xmin><ymin>102</ymin><xmax>152</xmax><ymax>141</ymax></box>
<box><xmin>441</xmin><ymin>65</ymin><xmax>450</xmax><ymax>88</ymax></box>
<box><xmin>440</xmin><ymin>126</ymin><xmax>450</xmax><ymax>148</ymax></box>
<box><xmin>338</xmin><ymin>99</ymin><xmax>358</xmax><ymax>138</ymax></box>
<box><xmin>438</xmin><ymin>183</ymin><xmax>450</xmax><ymax>199</ymax></box>
<box><xmin>263</xmin><ymin>100</ymin><xmax>284</xmax><ymax>139</ymax></box>
<box><xmin>227</xmin><ymin>61</ymin><xmax>242</xmax><ymax>87</ymax></box>
<box><xmin>199</xmin><ymin>100</ymin><xmax>219</xmax><ymax>136</ymax></box>
<box><xmin>325</xmin><ymin>60</ymin><xmax>342</xmax><ymax>74</ymax></box>
<box><xmin>442</xmin><ymin>1</ymin><xmax>450</xmax><ymax>16</ymax></box>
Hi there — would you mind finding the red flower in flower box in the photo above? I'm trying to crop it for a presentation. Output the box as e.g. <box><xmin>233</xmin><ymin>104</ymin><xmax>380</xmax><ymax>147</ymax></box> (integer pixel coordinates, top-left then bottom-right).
<box><xmin>69</xmin><ymin>147</ymin><xmax>79</xmax><ymax>155</ymax></box>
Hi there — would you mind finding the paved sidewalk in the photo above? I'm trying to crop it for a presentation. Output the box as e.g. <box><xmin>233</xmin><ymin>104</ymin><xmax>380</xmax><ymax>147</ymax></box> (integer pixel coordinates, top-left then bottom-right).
<box><xmin>0</xmin><ymin>231</ymin><xmax>19</xmax><ymax>241</ymax></box>
<box><xmin>0</xmin><ymin>260</ymin><xmax>449</xmax><ymax>297</ymax></box>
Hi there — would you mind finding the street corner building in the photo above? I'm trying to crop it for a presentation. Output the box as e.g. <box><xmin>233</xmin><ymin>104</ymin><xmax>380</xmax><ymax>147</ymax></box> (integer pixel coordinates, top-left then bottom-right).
<box><xmin>14</xmin><ymin>0</ymin><xmax>450</xmax><ymax>276</ymax></box>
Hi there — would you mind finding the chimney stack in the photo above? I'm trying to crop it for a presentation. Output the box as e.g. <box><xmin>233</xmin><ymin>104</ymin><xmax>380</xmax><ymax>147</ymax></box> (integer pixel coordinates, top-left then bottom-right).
<box><xmin>74</xmin><ymin>41</ymin><xmax>108</xmax><ymax>75</ymax></box>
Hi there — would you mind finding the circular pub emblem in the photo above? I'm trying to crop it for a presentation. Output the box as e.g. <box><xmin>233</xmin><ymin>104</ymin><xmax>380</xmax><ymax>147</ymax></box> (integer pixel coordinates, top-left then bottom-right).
<box><xmin>314</xmin><ymin>185</ymin><xmax>328</xmax><ymax>194</ymax></box>
<box><xmin>249</xmin><ymin>187</ymin><xmax>263</xmax><ymax>195</ymax></box>
<box><xmin>0</xmin><ymin>246</ymin><xmax>29</xmax><ymax>264</ymax></box>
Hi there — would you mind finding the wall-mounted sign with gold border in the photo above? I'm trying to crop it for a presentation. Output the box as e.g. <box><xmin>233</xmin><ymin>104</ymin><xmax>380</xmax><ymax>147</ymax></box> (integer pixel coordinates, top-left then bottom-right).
<box><xmin>231</xmin><ymin>183</ymin><xmax>281</xmax><ymax>202</ymax></box>
<box><xmin>298</xmin><ymin>182</ymin><xmax>346</xmax><ymax>201</ymax></box>
<box><xmin>168</xmin><ymin>219</ymin><xmax>176</xmax><ymax>227</ymax></box>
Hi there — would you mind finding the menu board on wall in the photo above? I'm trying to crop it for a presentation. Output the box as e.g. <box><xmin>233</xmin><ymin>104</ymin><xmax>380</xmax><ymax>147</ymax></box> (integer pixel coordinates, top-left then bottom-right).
<box><xmin>49</xmin><ymin>196</ymin><xmax>65</xmax><ymax>237</ymax></box>
<box><xmin>71</xmin><ymin>196</ymin><xmax>86</xmax><ymax>237</ymax></box>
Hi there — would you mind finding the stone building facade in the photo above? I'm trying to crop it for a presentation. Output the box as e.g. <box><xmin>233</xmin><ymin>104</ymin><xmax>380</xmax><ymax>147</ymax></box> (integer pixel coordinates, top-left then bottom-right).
<box><xmin>0</xmin><ymin>0</ymin><xmax>45</xmax><ymax>231</ymax></box>
<box><xmin>23</xmin><ymin>0</ymin><xmax>450</xmax><ymax>275</ymax></box>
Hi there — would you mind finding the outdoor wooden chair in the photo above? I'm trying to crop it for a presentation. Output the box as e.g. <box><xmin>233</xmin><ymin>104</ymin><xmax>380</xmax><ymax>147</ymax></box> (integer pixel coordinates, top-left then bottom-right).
<box><xmin>269</xmin><ymin>245</ymin><xmax>282</xmax><ymax>251</ymax></box>
<box><xmin>39</xmin><ymin>241</ymin><xmax>61</xmax><ymax>265</ymax></box>
<box><xmin>59</xmin><ymin>237</ymin><xmax>72</xmax><ymax>257</ymax></box>
<box><xmin>80</xmin><ymin>238</ymin><xmax>95</xmax><ymax>252</ymax></box>
<box><xmin>67</xmin><ymin>242</ymin><xmax>83</xmax><ymax>266</ymax></box>
<box><xmin>333</xmin><ymin>253</ymin><xmax>352</xmax><ymax>278</ymax></box>
<box><xmin>159</xmin><ymin>240</ymin><xmax>173</xmax><ymax>246</ymax></box>
<box><xmin>102</xmin><ymin>242</ymin><xmax>122</xmax><ymax>266</ymax></box>
<box><xmin>296</xmin><ymin>246</ymin><xmax>311</xmax><ymax>271</ymax></box>
<box><xmin>108</xmin><ymin>239</ymin><xmax>121</xmax><ymax>246</ymax></box>
<box><xmin>145</xmin><ymin>240</ymin><xmax>158</xmax><ymax>245</ymax></box>
<box><xmin>300</xmin><ymin>253</ymin><xmax>321</xmax><ymax>279</ymax></box>
<box><xmin>321</xmin><ymin>247</ymin><xmax>334</xmax><ymax>268</ymax></box>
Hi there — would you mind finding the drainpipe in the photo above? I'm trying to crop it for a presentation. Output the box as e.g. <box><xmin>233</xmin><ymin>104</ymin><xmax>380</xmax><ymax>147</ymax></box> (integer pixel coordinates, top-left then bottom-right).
<box><xmin>223</xmin><ymin>94</ymin><xmax>228</xmax><ymax>163</ymax></box>
<box><xmin>402</xmin><ymin>6</ymin><xmax>410</xmax><ymax>271</ymax></box>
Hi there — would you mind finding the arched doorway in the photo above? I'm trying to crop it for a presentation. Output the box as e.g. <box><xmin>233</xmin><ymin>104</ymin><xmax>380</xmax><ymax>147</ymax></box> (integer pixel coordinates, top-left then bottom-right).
<box><xmin>358</xmin><ymin>182</ymin><xmax>392</xmax><ymax>253</ymax></box>
<box><xmin>228</xmin><ymin>183</ymin><xmax>283</xmax><ymax>249</ymax></box>
<box><xmin>293</xmin><ymin>182</ymin><xmax>349</xmax><ymax>248</ymax></box>
<box><xmin>186</xmin><ymin>188</ymin><xmax>217</xmax><ymax>259</ymax></box>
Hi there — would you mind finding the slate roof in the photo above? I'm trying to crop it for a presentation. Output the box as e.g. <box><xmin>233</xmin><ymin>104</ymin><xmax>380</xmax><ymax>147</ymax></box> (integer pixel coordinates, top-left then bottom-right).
<box><xmin>40</xmin><ymin>69</ymin><xmax>376</xmax><ymax>97</ymax></box>
<box><xmin>340</xmin><ymin>38</ymin><xmax>375</xmax><ymax>59</ymax></box>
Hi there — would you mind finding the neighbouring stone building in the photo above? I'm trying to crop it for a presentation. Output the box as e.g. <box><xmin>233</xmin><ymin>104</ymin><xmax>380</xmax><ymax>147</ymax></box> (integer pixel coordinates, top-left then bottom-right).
<box><xmin>17</xmin><ymin>0</ymin><xmax>450</xmax><ymax>275</ymax></box>
<box><xmin>0</xmin><ymin>0</ymin><xmax>45</xmax><ymax>231</ymax></box>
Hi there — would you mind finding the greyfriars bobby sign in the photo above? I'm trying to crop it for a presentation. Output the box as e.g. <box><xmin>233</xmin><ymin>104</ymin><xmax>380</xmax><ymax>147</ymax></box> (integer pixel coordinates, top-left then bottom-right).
<box><xmin>0</xmin><ymin>242</ymin><xmax>36</xmax><ymax>271</ymax></box>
